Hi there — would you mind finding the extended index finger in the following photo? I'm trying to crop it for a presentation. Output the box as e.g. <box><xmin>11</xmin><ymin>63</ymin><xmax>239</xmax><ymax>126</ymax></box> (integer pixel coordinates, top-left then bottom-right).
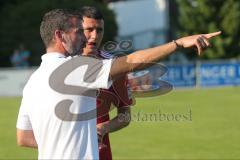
<box><xmin>204</xmin><ymin>31</ymin><xmax>222</xmax><ymax>39</ymax></box>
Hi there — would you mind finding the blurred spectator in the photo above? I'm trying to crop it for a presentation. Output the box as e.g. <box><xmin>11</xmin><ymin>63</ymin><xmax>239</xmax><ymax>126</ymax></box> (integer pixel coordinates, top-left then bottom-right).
<box><xmin>10</xmin><ymin>44</ymin><xmax>30</xmax><ymax>68</ymax></box>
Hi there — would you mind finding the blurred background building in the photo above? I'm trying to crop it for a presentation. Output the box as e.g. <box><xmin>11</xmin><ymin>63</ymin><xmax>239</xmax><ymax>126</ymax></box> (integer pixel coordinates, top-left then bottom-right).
<box><xmin>108</xmin><ymin>0</ymin><xmax>169</xmax><ymax>49</ymax></box>
<box><xmin>106</xmin><ymin>0</ymin><xmax>187</xmax><ymax>63</ymax></box>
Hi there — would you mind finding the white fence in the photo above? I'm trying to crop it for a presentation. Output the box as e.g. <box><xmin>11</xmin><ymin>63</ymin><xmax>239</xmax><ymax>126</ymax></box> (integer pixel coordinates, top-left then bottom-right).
<box><xmin>1</xmin><ymin>59</ymin><xmax>240</xmax><ymax>96</ymax></box>
<box><xmin>0</xmin><ymin>67</ymin><xmax>36</xmax><ymax>96</ymax></box>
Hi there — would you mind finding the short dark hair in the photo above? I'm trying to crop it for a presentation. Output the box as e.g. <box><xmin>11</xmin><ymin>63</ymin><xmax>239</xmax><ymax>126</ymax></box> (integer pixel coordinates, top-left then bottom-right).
<box><xmin>40</xmin><ymin>9</ymin><xmax>82</xmax><ymax>47</ymax></box>
<box><xmin>80</xmin><ymin>6</ymin><xmax>104</xmax><ymax>20</ymax></box>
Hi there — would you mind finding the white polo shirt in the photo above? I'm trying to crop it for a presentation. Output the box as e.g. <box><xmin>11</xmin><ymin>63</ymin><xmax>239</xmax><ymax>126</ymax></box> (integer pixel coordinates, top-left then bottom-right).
<box><xmin>16</xmin><ymin>52</ymin><xmax>113</xmax><ymax>160</ymax></box>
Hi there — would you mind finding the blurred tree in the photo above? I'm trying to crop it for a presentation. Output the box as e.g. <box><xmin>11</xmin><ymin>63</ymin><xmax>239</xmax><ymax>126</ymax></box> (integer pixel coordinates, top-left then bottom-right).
<box><xmin>0</xmin><ymin>0</ymin><xmax>117</xmax><ymax>67</ymax></box>
<box><xmin>176</xmin><ymin>0</ymin><xmax>240</xmax><ymax>59</ymax></box>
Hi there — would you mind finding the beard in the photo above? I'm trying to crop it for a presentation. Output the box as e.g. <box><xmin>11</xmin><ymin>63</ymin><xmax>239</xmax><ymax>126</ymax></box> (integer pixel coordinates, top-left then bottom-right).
<box><xmin>63</xmin><ymin>34</ymin><xmax>87</xmax><ymax>56</ymax></box>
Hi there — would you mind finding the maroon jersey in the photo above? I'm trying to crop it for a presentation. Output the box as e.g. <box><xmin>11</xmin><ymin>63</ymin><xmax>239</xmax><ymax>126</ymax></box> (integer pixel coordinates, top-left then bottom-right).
<box><xmin>96</xmin><ymin>51</ymin><xmax>132</xmax><ymax>160</ymax></box>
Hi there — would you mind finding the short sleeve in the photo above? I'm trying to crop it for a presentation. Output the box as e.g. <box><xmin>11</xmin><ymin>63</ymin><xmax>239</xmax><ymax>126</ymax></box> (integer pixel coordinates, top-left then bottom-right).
<box><xmin>16</xmin><ymin>96</ymin><xmax>32</xmax><ymax>130</ymax></box>
<box><xmin>95</xmin><ymin>59</ymin><xmax>113</xmax><ymax>89</ymax></box>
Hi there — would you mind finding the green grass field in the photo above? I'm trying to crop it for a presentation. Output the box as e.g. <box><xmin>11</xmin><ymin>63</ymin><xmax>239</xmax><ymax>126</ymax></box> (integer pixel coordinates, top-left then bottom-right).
<box><xmin>1</xmin><ymin>87</ymin><xmax>240</xmax><ymax>159</ymax></box>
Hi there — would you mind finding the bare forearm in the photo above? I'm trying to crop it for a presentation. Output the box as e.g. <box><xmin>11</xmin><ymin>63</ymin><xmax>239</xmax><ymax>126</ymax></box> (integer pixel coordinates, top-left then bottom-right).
<box><xmin>127</xmin><ymin>41</ymin><xmax>177</xmax><ymax>71</ymax></box>
<box><xmin>105</xmin><ymin>115</ymin><xmax>130</xmax><ymax>133</ymax></box>
<box><xmin>97</xmin><ymin>108</ymin><xmax>131</xmax><ymax>135</ymax></box>
<box><xmin>16</xmin><ymin>129</ymin><xmax>38</xmax><ymax>149</ymax></box>
<box><xmin>110</xmin><ymin>31</ymin><xmax>221</xmax><ymax>79</ymax></box>
<box><xmin>17</xmin><ymin>137</ymin><xmax>38</xmax><ymax>148</ymax></box>
<box><xmin>110</xmin><ymin>41</ymin><xmax>177</xmax><ymax>79</ymax></box>
<box><xmin>22</xmin><ymin>140</ymin><xmax>38</xmax><ymax>148</ymax></box>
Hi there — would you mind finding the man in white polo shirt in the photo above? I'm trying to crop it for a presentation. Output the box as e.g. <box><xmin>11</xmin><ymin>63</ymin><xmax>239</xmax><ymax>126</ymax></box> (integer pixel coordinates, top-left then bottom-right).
<box><xmin>16</xmin><ymin>7</ymin><xmax>221</xmax><ymax>160</ymax></box>
<box><xmin>16</xmin><ymin>9</ymin><xmax>114</xmax><ymax>159</ymax></box>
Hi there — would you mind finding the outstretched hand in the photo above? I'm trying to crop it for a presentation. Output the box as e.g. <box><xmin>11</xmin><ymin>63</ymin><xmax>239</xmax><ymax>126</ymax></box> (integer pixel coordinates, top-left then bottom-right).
<box><xmin>176</xmin><ymin>31</ymin><xmax>221</xmax><ymax>55</ymax></box>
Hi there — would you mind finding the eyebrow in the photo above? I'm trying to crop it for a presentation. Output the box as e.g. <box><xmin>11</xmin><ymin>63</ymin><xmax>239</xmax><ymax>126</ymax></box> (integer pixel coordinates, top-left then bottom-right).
<box><xmin>74</xmin><ymin>28</ymin><xmax>84</xmax><ymax>32</ymax></box>
<box><xmin>83</xmin><ymin>26</ymin><xmax>103</xmax><ymax>29</ymax></box>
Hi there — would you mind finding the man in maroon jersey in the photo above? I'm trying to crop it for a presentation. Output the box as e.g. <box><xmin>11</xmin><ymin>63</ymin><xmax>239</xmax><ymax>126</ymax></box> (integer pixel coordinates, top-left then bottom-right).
<box><xmin>80</xmin><ymin>6</ymin><xmax>132</xmax><ymax>160</ymax></box>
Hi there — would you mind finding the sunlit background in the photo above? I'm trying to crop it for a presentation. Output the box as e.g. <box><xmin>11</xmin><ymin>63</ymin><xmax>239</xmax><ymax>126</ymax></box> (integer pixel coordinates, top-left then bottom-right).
<box><xmin>0</xmin><ymin>0</ymin><xmax>240</xmax><ymax>159</ymax></box>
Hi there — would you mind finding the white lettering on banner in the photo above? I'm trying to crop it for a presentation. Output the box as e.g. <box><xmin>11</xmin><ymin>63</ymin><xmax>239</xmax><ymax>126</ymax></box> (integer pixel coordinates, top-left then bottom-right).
<box><xmin>228</xmin><ymin>66</ymin><xmax>235</xmax><ymax>77</ymax></box>
<box><xmin>167</xmin><ymin>68</ymin><xmax>181</xmax><ymax>79</ymax></box>
<box><xmin>238</xmin><ymin>65</ymin><xmax>240</xmax><ymax>76</ymax></box>
<box><xmin>182</xmin><ymin>66</ymin><xmax>195</xmax><ymax>79</ymax></box>
<box><xmin>201</xmin><ymin>65</ymin><xmax>236</xmax><ymax>79</ymax></box>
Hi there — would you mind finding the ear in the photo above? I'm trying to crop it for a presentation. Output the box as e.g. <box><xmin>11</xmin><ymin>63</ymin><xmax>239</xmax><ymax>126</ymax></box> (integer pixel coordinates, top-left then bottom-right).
<box><xmin>55</xmin><ymin>30</ymin><xmax>65</xmax><ymax>42</ymax></box>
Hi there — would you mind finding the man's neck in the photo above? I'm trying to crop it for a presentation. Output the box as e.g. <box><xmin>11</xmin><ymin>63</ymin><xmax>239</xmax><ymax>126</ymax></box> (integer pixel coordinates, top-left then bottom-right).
<box><xmin>47</xmin><ymin>46</ymin><xmax>68</xmax><ymax>56</ymax></box>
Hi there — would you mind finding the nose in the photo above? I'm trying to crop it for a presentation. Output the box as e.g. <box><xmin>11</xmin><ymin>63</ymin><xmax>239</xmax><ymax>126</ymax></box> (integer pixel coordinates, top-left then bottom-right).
<box><xmin>90</xmin><ymin>29</ymin><xmax>98</xmax><ymax>40</ymax></box>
